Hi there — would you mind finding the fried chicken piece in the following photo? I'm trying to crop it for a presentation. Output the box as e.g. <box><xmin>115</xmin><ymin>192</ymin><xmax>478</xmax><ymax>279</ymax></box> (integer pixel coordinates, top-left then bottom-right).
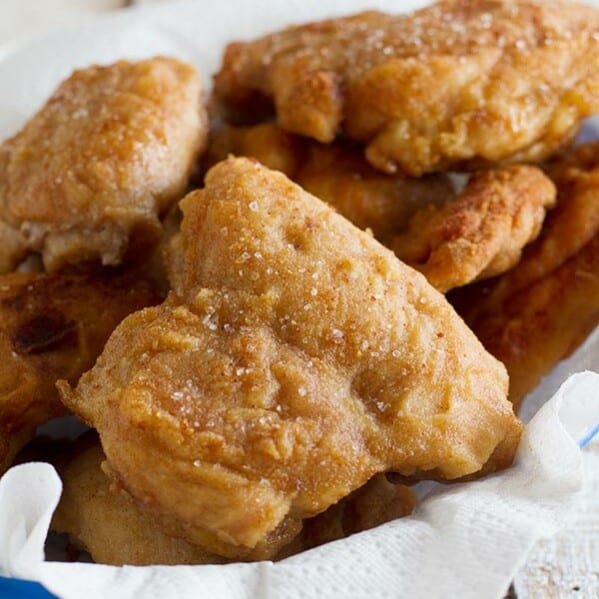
<box><xmin>59</xmin><ymin>158</ymin><xmax>520</xmax><ymax>559</ymax></box>
<box><xmin>457</xmin><ymin>234</ymin><xmax>599</xmax><ymax>409</ymax></box>
<box><xmin>0</xmin><ymin>272</ymin><xmax>158</xmax><ymax>473</ymax></box>
<box><xmin>206</xmin><ymin>125</ymin><xmax>554</xmax><ymax>285</ymax></box>
<box><xmin>0</xmin><ymin>57</ymin><xmax>207</xmax><ymax>273</ymax></box>
<box><xmin>214</xmin><ymin>1</ymin><xmax>599</xmax><ymax>175</ymax></box>
<box><xmin>52</xmin><ymin>436</ymin><xmax>227</xmax><ymax>566</ymax></box>
<box><xmin>392</xmin><ymin>166</ymin><xmax>556</xmax><ymax>292</ymax></box>
<box><xmin>204</xmin><ymin>123</ymin><xmax>454</xmax><ymax>244</ymax></box>
<box><xmin>485</xmin><ymin>141</ymin><xmax>599</xmax><ymax>302</ymax></box>
<box><xmin>276</xmin><ymin>475</ymin><xmax>415</xmax><ymax>559</ymax></box>
<box><xmin>51</xmin><ymin>436</ymin><xmax>412</xmax><ymax>565</ymax></box>
<box><xmin>203</xmin><ymin>122</ymin><xmax>307</xmax><ymax>178</ymax></box>
<box><xmin>453</xmin><ymin>142</ymin><xmax>599</xmax><ymax>407</ymax></box>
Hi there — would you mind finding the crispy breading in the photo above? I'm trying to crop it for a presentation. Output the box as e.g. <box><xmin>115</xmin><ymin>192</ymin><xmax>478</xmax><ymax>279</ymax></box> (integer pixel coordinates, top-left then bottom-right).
<box><xmin>59</xmin><ymin>158</ymin><xmax>520</xmax><ymax>559</ymax></box>
<box><xmin>0</xmin><ymin>57</ymin><xmax>207</xmax><ymax>272</ymax></box>
<box><xmin>453</xmin><ymin>142</ymin><xmax>599</xmax><ymax>407</ymax></box>
<box><xmin>204</xmin><ymin>123</ymin><xmax>454</xmax><ymax>244</ymax></box>
<box><xmin>392</xmin><ymin>166</ymin><xmax>556</xmax><ymax>292</ymax></box>
<box><xmin>456</xmin><ymin>234</ymin><xmax>599</xmax><ymax>409</ymax></box>
<box><xmin>52</xmin><ymin>436</ymin><xmax>227</xmax><ymax>566</ymax></box>
<box><xmin>0</xmin><ymin>272</ymin><xmax>158</xmax><ymax>473</ymax></box>
<box><xmin>51</xmin><ymin>437</ymin><xmax>413</xmax><ymax>565</ymax></box>
<box><xmin>486</xmin><ymin>141</ymin><xmax>599</xmax><ymax>301</ymax></box>
<box><xmin>277</xmin><ymin>475</ymin><xmax>415</xmax><ymax>558</ymax></box>
<box><xmin>213</xmin><ymin>1</ymin><xmax>599</xmax><ymax>175</ymax></box>
<box><xmin>203</xmin><ymin>122</ymin><xmax>306</xmax><ymax>178</ymax></box>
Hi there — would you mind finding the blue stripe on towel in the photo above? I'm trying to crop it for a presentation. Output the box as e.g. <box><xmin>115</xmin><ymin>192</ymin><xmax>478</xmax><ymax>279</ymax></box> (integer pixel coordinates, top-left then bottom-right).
<box><xmin>579</xmin><ymin>423</ymin><xmax>599</xmax><ymax>449</ymax></box>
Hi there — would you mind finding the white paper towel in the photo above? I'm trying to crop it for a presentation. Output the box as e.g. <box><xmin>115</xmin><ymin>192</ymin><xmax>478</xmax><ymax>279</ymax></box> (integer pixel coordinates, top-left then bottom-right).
<box><xmin>0</xmin><ymin>373</ymin><xmax>597</xmax><ymax>599</ymax></box>
<box><xmin>0</xmin><ymin>1</ymin><xmax>598</xmax><ymax>597</ymax></box>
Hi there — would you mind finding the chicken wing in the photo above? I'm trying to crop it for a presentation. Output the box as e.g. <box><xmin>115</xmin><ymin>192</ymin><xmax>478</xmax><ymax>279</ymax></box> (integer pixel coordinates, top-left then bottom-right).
<box><xmin>0</xmin><ymin>57</ymin><xmax>207</xmax><ymax>272</ymax></box>
<box><xmin>392</xmin><ymin>166</ymin><xmax>556</xmax><ymax>292</ymax></box>
<box><xmin>0</xmin><ymin>272</ymin><xmax>158</xmax><ymax>472</ymax></box>
<box><xmin>214</xmin><ymin>0</ymin><xmax>599</xmax><ymax>175</ymax></box>
<box><xmin>204</xmin><ymin>123</ymin><xmax>454</xmax><ymax>244</ymax></box>
<box><xmin>59</xmin><ymin>158</ymin><xmax>521</xmax><ymax>559</ymax></box>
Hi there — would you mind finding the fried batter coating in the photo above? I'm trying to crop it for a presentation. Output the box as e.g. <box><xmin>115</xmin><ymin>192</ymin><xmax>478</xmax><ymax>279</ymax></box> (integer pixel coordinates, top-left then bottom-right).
<box><xmin>0</xmin><ymin>272</ymin><xmax>158</xmax><ymax>473</ymax></box>
<box><xmin>453</xmin><ymin>142</ymin><xmax>599</xmax><ymax>407</ymax></box>
<box><xmin>52</xmin><ymin>437</ymin><xmax>412</xmax><ymax>565</ymax></box>
<box><xmin>214</xmin><ymin>1</ymin><xmax>599</xmax><ymax>175</ymax></box>
<box><xmin>52</xmin><ymin>436</ymin><xmax>226</xmax><ymax>566</ymax></box>
<box><xmin>59</xmin><ymin>158</ymin><xmax>520</xmax><ymax>559</ymax></box>
<box><xmin>277</xmin><ymin>475</ymin><xmax>415</xmax><ymax>559</ymax></box>
<box><xmin>392</xmin><ymin>166</ymin><xmax>556</xmax><ymax>292</ymax></box>
<box><xmin>204</xmin><ymin>123</ymin><xmax>454</xmax><ymax>244</ymax></box>
<box><xmin>457</xmin><ymin>234</ymin><xmax>599</xmax><ymax>409</ymax></box>
<box><xmin>487</xmin><ymin>141</ymin><xmax>599</xmax><ymax>301</ymax></box>
<box><xmin>0</xmin><ymin>57</ymin><xmax>207</xmax><ymax>272</ymax></box>
<box><xmin>203</xmin><ymin>123</ymin><xmax>306</xmax><ymax>178</ymax></box>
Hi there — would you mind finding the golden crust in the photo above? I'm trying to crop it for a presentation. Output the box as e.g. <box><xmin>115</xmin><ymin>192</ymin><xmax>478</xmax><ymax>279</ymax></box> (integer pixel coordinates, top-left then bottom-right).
<box><xmin>488</xmin><ymin>141</ymin><xmax>599</xmax><ymax>300</ymax></box>
<box><xmin>60</xmin><ymin>158</ymin><xmax>520</xmax><ymax>559</ymax></box>
<box><xmin>51</xmin><ymin>437</ymin><xmax>412</xmax><ymax>565</ymax></box>
<box><xmin>0</xmin><ymin>272</ymin><xmax>158</xmax><ymax>473</ymax></box>
<box><xmin>204</xmin><ymin>123</ymin><xmax>454</xmax><ymax>244</ymax></box>
<box><xmin>203</xmin><ymin>122</ymin><xmax>306</xmax><ymax>179</ymax></box>
<box><xmin>392</xmin><ymin>166</ymin><xmax>556</xmax><ymax>292</ymax></box>
<box><xmin>0</xmin><ymin>57</ymin><xmax>207</xmax><ymax>272</ymax></box>
<box><xmin>277</xmin><ymin>474</ymin><xmax>415</xmax><ymax>558</ymax></box>
<box><xmin>214</xmin><ymin>1</ymin><xmax>599</xmax><ymax>175</ymax></box>
<box><xmin>453</xmin><ymin>143</ymin><xmax>599</xmax><ymax>407</ymax></box>
<box><xmin>456</xmin><ymin>234</ymin><xmax>599</xmax><ymax>409</ymax></box>
<box><xmin>52</xmin><ymin>436</ymin><xmax>226</xmax><ymax>566</ymax></box>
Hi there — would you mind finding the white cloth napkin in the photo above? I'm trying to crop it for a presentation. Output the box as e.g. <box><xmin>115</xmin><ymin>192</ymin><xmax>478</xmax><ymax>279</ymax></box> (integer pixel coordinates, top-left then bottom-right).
<box><xmin>0</xmin><ymin>1</ymin><xmax>598</xmax><ymax>597</ymax></box>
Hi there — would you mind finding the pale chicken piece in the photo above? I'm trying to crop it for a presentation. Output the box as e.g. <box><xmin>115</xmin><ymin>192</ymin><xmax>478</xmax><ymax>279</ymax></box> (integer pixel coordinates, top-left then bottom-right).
<box><xmin>51</xmin><ymin>437</ymin><xmax>412</xmax><ymax>565</ymax></box>
<box><xmin>59</xmin><ymin>158</ymin><xmax>521</xmax><ymax>560</ymax></box>
<box><xmin>0</xmin><ymin>272</ymin><xmax>158</xmax><ymax>473</ymax></box>
<box><xmin>392</xmin><ymin>166</ymin><xmax>556</xmax><ymax>292</ymax></box>
<box><xmin>52</xmin><ymin>436</ymin><xmax>227</xmax><ymax>566</ymax></box>
<box><xmin>214</xmin><ymin>0</ymin><xmax>599</xmax><ymax>175</ymax></box>
<box><xmin>204</xmin><ymin>123</ymin><xmax>454</xmax><ymax>245</ymax></box>
<box><xmin>276</xmin><ymin>474</ymin><xmax>415</xmax><ymax>558</ymax></box>
<box><xmin>0</xmin><ymin>57</ymin><xmax>207</xmax><ymax>272</ymax></box>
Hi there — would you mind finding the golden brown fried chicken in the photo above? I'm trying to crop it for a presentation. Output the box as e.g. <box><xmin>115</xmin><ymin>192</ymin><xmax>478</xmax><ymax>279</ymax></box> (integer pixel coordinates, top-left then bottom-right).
<box><xmin>485</xmin><ymin>141</ymin><xmax>599</xmax><ymax>301</ymax></box>
<box><xmin>0</xmin><ymin>272</ymin><xmax>158</xmax><ymax>473</ymax></box>
<box><xmin>0</xmin><ymin>57</ymin><xmax>207</xmax><ymax>273</ymax></box>
<box><xmin>392</xmin><ymin>166</ymin><xmax>556</xmax><ymax>292</ymax></box>
<box><xmin>52</xmin><ymin>436</ymin><xmax>226</xmax><ymax>566</ymax></box>
<box><xmin>453</xmin><ymin>142</ymin><xmax>599</xmax><ymax>407</ymax></box>
<box><xmin>214</xmin><ymin>0</ymin><xmax>599</xmax><ymax>175</ymax></box>
<box><xmin>51</xmin><ymin>436</ymin><xmax>412</xmax><ymax>565</ymax></box>
<box><xmin>203</xmin><ymin>122</ymin><xmax>306</xmax><ymax>178</ymax></box>
<box><xmin>204</xmin><ymin>123</ymin><xmax>454</xmax><ymax>244</ymax></box>
<box><xmin>59</xmin><ymin>158</ymin><xmax>521</xmax><ymax>560</ymax></box>
<box><xmin>296</xmin><ymin>144</ymin><xmax>454</xmax><ymax>244</ymax></box>
<box><xmin>457</xmin><ymin>234</ymin><xmax>599</xmax><ymax>409</ymax></box>
<box><xmin>277</xmin><ymin>475</ymin><xmax>415</xmax><ymax>559</ymax></box>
